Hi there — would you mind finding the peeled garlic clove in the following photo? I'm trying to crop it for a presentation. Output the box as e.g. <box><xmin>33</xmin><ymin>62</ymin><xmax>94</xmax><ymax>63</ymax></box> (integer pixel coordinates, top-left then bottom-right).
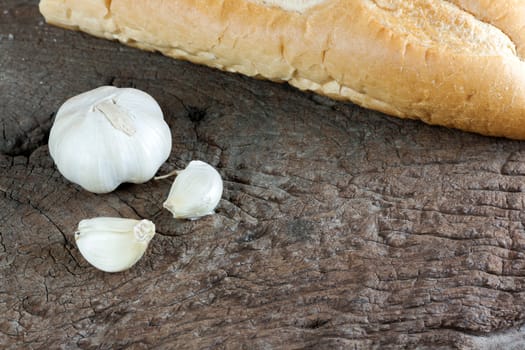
<box><xmin>49</xmin><ymin>86</ymin><xmax>172</xmax><ymax>193</ymax></box>
<box><xmin>163</xmin><ymin>160</ymin><xmax>223</xmax><ymax>220</ymax></box>
<box><xmin>75</xmin><ymin>217</ymin><xmax>156</xmax><ymax>272</ymax></box>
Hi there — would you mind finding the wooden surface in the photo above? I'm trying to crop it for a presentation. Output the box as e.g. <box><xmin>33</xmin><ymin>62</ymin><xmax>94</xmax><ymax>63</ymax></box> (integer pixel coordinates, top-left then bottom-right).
<box><xmin>2</xmin><ymin>1</ymin><xmax>525</xmax><ymax>349</ymax></box>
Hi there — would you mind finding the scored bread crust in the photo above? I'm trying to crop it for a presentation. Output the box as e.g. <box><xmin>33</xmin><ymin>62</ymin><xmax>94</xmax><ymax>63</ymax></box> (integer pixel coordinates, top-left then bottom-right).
<box><xmin>39</xmin><ymin>0</ymin><xmax>525</xmax><ymax>139</ymax></box>
<box><xmin>448</xmin><ymin>0</ymin><xmax>525</xmax><ymax>58</ymax></box>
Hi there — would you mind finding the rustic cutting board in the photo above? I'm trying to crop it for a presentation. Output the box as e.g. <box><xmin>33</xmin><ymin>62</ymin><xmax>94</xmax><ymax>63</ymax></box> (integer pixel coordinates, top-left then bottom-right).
<box><xmin>2</xmin><ymin>1</ymin><xmax>525</xmax><ymax>348</ymax></box>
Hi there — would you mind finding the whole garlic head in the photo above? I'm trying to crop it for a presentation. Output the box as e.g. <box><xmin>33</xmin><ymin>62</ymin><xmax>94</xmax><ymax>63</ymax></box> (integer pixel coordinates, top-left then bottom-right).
<box><xmin>163</xmin><ymin>161</ymin><xmax>223</xmax><ymax>220</ymax></box>
<box><xmin>75</xmin><ymin>217</ymin><xmax>156</xmax><ymax>272</ymax></box>
<box><xmin>49</xmin><ymin>86</ymin><xmax>172</xmax><ymax>193</ymax></box>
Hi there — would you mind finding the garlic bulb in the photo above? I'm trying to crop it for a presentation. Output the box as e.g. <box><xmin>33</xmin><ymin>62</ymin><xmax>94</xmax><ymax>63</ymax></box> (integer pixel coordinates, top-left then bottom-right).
<box><xmin>49</xmin><ymin>86</ymin><xmax>172</xmax><ymax>193</ymax></box>
<box><xmin>163</xmin><ymin>160</ymin><xmax>223</xmax><ymax>219</ymax></box>
<box><xmin>75</xmin><ymin>217</ymin><xmax>156</xmax><ymax>272</ymax></box>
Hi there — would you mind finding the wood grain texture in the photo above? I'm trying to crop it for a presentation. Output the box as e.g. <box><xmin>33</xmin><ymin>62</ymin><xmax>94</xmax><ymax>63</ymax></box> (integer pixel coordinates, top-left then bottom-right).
<box><xmin>2</xmin><ymin>1</ymin><xmax>525</xmax><ymax>349</ymax></box>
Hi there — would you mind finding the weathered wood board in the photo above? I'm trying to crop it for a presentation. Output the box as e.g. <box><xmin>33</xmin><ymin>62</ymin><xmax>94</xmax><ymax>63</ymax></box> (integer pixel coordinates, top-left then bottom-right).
<box><xmin>2</xmin><ymin>1</ymin><xmax>525</xmax><ymax>348</ymax></box>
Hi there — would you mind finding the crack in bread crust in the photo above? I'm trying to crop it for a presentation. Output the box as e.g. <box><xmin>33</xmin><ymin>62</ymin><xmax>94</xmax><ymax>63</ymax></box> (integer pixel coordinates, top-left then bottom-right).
<box><xmin>247</xmin><ymin>0</ymin><xmax>327</xmax><ymax>12</ymax></box>
<box><xmin>366</xmin><ymin>0</ymin><xmax>517</xmax><ymax>56</ymax></box>
<box><xmin>445</xmin><ymin>0</ymin><xmax>525</xmax><ymax>59</ymax></box>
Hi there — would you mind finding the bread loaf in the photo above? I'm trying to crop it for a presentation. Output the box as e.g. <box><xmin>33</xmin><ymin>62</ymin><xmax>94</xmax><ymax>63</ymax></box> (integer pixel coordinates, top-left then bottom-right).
<box><xmin>39</xmin><ymin>0</ymin><xmax>525</xmax><ymax>139</ymax></box>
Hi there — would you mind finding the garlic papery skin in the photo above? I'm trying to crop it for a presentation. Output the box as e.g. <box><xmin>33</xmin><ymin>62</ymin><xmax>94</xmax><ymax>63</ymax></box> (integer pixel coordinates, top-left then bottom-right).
<box><xmin>75</xmin><ymin>217</ymin><xmax>156</xmax><ymax>273</ymax></box>
<box><xmin>49</xmin><ymin>86</ymin><xmax>172</xmax><ymax>194</ymax></box>
<box><xmin>163</xmin><ymin>161</ymin><xmax>223</xmax><ymax>220</ymax></box>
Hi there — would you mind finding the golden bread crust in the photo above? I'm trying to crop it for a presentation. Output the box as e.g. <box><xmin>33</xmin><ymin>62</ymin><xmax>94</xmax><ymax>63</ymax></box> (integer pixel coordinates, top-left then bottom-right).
<box><xmin>39</xmin><ymin>0</ymin><xmax>525</xmax><ymax>139</ymax></box>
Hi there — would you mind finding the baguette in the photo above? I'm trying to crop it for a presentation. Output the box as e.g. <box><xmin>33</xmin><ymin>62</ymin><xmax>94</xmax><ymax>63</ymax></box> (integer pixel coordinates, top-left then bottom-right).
<box><xmin>39</xmin><ymin>0</ymin><xmax>525</xmax><ymax>139</ymax></box>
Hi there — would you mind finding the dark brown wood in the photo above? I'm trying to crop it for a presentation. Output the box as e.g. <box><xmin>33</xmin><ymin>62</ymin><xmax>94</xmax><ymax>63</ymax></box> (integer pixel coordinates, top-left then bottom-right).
<box><xmin>2</xmin><ymin>1</ymin><xmax>525</xmax><ymax>349</ymax></box>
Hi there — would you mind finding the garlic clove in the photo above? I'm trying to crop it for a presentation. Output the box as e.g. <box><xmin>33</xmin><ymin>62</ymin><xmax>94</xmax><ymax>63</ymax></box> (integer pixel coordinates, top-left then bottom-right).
<box><xmin>49</xmin><ymin>86</ymin><xmax>172</xmax><ymax>194</ymax></box>
<box><xmin>163</xmin><ymin>160</ymin><xmax>223</xmax><ymax>220</ymax></box>
<box><xmin>75</xmin><ymin>217</ymin><xmax>156</xmax><ymax>272</ymax></box>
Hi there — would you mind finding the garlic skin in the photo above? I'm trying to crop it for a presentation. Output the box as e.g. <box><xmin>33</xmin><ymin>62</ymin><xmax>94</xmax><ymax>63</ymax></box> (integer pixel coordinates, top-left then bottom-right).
<box><xmin>75</xmin><ymin>217</ymin><xmax>156</xmax><ymax>273</ymax></box>
<box><xmin>49</xmin><ymin>86</ymin><xmax>172</xmax><ymax>193</ymax></box>
<box><xmin>163</xmin><ymin>161</ymin><xmax>223</xmax><ymax>219</ymax></box>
